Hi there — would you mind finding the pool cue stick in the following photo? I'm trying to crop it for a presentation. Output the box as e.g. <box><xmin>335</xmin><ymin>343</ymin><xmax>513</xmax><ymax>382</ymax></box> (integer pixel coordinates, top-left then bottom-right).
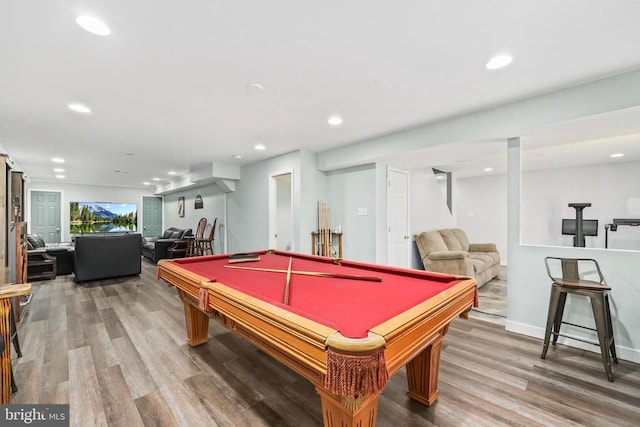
<box><xmin>320</xmin><ymin>202</ymin><xmax>324</xmax><ymax>256</ymax></box>
<box><xmin>324</xmin><ymin>202</ymin><xmax>330</xmax><ymax>256</ymax></box>
<box><xmin>283</xmin><ymin>256</ymin><xmax>293</xmax><ymax>304</ymax></box>
<box><xmin>325</xmin><ymin>202</ymin><xmax>329</xmax><ymax>256</ymax></box>
<box><xmin>320</xmin><ymin>201</ymin><xmax>324</xmax><ymax>256</ymax></box>
<box><xmin>224</xmin><ymin>264</ymin><xmax>382</xmax><ymax>282</ymax></box>
<box><xmin>328</xmin><ymin>207</ymin><xmax>332</xmax><ymax>256</ymax></box>
<box><xmin>323</xmin><ymin>203</ymin><xmax>327</xmax><ymax>256</ymax></box>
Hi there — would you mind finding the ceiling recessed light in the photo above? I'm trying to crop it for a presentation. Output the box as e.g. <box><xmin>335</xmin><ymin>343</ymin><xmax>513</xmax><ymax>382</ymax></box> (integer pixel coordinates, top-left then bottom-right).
<box><xmin>232</xmin><ymin>154</ymin><xmax>243</xmax><ymax>159</ymax></box>
<box><xmin>143</xmin><ymin>182</ymin><xmax>150</xmax><ymax>186</ymax></box>
<box><xmin>254</xmin><ymin>144</ymin><xmax>266</xmax><ymax>151</ymax></box>
<box><xmin>328</xmin><ymin>116</ymin><xmax>343</xmax><ymax>126</ymax></box>
<box><xmin>56</xmin><ymin>175</ymin><xmax>65</xmax><ymax>179</ymax></box>
<box><xmin>51</xmin><ymin>157</ymin><xmax>65</xmax><ymax>163</ymax></box>
<box><xmin>610</xmin><ymin>153</ymin><xmax>625</xmax><ymax>158</ymax></box>
<box><xmin>246</xmin><ymin>83</ymin><xmax>264</xmax><ymax>93</ymax></box>
<box><xmin>483</xmin><ymin>167</ymin><xmax>493</xmax><ymax>172</ymax></box>
<box><xmin>168</xmin><ymin>171</ymin><xmax>176</xmax><ymax>175</ymax></box>
<box><xmin>76</xmin><ymin>16</ymin><xmax>111</xmax><ymax>36</ymax></box>
<box><xmin>53</xmin><ymin>168</ymin><xmax>65</xmax><ymax>173</ymax></box>
<box><xmin>486</xmin><ymin>54</ymin><xmax>513</xmax><ymax>70</ymax></box>
<box><xmin>152</xmin><ymin>177</ymin><xmax>161</xmax><ymax>181</ymax></box>
<box><xmin>68</xmin><ymin>103</ymin><xmax>92</xmax><ymax>114</ymax></box>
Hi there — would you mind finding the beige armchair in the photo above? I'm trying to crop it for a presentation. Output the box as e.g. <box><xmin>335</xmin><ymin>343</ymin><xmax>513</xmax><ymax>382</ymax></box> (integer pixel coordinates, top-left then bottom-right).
<box><xmin>415</xmin><ymin>228</ymin><xmax>500</xmax><ymax>287</ymax></box>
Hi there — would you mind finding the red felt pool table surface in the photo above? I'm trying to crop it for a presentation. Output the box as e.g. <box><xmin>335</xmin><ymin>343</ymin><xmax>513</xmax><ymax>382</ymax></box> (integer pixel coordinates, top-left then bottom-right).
<box><xmin>172</xmin><ymin>251</ymin><xmax>466</xmax><ymax>339</ymax></box>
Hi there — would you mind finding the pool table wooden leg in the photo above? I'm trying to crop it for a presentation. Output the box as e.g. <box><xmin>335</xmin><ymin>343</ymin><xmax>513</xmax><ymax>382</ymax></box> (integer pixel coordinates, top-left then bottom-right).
<box><xmin>405</xmin><ymin>326</ymin><xmax>447</xmax><ymax>406</ymax></box>
<box><xmin>177</xmin><ymin>290</ymin><xmax>210</xmax><ymax>346</ymax></box>
<box><xmin>316</xmin><ymin>387</ymin><xmax>379</xmax><ymax>427</ymax></box>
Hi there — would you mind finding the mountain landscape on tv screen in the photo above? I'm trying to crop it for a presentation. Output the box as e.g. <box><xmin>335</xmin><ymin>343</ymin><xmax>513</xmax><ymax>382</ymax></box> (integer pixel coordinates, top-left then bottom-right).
<box><xmin>70</xmin><ymin>202</ymin><xmax>137</xmax><ymax>234</ymax></box>
<box><xmin>86</xmin><ymin>204</ymin><xmax>118</xmax><ymax>219</ymax></box>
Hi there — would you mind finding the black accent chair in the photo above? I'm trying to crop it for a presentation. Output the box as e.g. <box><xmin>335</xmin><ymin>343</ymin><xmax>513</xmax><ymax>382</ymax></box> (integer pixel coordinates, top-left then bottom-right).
<box><xmin>141</xmin><ymin>227</ymin><xmax>193</xmax><ymax>263</ymax></box>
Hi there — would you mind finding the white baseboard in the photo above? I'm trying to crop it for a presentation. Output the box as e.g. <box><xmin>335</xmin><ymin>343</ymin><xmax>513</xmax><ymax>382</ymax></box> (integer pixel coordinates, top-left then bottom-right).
<box><xmin>505</xmin><ymin>320</ymin><xmax>640</xmax><ymax>364</ymax></box>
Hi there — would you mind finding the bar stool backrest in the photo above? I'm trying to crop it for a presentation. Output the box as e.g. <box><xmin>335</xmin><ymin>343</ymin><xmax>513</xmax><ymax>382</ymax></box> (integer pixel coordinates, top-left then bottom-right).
<box><xmin>560</xmin><ymin>258</ymin><xmax>580</xmax><ymax>281</ymax></box>
<box><xmin>544</xmin><ymin>257</ymin><xmax>605</xmax><ymax>286</ymax></box>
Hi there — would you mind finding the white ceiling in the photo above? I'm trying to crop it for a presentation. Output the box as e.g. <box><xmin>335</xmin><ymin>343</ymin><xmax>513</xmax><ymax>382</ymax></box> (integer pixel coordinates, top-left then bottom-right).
<box><xmin>1</xmin><ymin>1</ymin><xmax>640</xmax><ymax>188</ymax></box>
<box><xmin>380</xmin><ymin>107</ymin><xmax>640</xmax><ymax>177</ymax></box>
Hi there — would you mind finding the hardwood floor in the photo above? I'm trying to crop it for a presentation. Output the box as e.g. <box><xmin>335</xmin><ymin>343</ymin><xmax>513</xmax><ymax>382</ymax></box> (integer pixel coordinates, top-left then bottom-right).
<box><xmin>11</xmin><ymin>260</ymin><xmax>640</xmax><ymax>426</ymax></box>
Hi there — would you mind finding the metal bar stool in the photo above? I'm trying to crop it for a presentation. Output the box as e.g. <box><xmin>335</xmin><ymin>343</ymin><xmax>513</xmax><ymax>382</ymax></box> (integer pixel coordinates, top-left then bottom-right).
<box><xmin>541</xmin><ymin>257</ymin><xmax>617</xmax><ymax>381</ymax></box>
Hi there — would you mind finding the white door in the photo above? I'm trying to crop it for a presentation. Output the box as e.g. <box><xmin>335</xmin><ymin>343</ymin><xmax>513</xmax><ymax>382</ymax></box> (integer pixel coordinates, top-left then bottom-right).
<box><xmin>387</xmin><ymin>167</ymin><xmax>410</xmax><ymax>267</ymax></box>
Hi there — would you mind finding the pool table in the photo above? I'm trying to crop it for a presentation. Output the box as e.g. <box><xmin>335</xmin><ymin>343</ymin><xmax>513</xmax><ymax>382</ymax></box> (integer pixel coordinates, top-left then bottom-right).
<box><xmin>157</xmin><ymin>250</ymin><xmax>477</xmax><ymax>427</ymax></box>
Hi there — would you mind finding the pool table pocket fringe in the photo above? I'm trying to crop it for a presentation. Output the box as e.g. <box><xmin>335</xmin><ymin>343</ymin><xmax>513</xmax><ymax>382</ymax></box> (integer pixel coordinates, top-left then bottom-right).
<box><xmin>199</xmin><ymin>284</ymin><xmax>212</xmax><ymax>312</ymax></box>
<box><xmin>324</xmin><ymin>347</ymin><xmax>389</xmax><ymax>400</ymax></box>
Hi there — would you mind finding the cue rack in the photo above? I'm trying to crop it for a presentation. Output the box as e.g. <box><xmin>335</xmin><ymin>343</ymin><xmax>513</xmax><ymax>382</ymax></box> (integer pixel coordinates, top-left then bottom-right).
<box><xmin>311</xmin><ymin>201</ymin><xmax>343</xmax><ymax>258</ymax></box>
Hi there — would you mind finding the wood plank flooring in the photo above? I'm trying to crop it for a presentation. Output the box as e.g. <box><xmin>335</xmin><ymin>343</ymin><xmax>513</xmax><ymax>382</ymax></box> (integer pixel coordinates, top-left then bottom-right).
<box><xmin>11</xmin><ymin>260</ymin><xmax>640</xmax><ymax>426</ymax></box>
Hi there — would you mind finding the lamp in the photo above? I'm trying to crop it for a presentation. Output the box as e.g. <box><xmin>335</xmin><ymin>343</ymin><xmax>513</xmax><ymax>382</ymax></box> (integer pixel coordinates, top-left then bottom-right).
<box><xmin>13</xmin><ymin>196</ymin><xmax>21</xmax><ymax>221</ymax></box>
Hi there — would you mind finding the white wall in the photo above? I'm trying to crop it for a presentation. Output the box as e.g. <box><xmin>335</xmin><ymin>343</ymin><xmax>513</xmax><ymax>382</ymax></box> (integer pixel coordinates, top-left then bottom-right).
<box><xmin>27</xmin><ymin>180</ymin><xmax>153</xmax><ymax>242</ymax></box>
<box><xmin>457</xmin><ymin>173</ymin><xmax>508</xmax><ymax>264</ymax></box>
<box><xmin>299</xmin><ymin>150</ymin><xmax>328</xmax><ymax>254</ymax></box>
<box><xmin>521</xmin><ymin>160</ymin><xmax>640</xmax><ymax>250</ymax></box>
<box><xmin>408</xmin><ymin>167</ymin><xmax>455</xmax><ymax>268</ymax></box>
<box><xmin>327</xmin><ymin>164</ymin><xmax>377</xmax><ymax>262</ymax></box>
<box><xmin>454</xmin><ymin>159</ymin><xmax>640</xmax><ymax>265</ymax></box>
<box><xmin>227</xmin><ymin>151</ymin><xmax>304</xmax><ymax>253</ymax></box>
<box><xmin>163</xmin><ymin>184</ymin><xmax>226</xmax><ymax>254</ymax></box>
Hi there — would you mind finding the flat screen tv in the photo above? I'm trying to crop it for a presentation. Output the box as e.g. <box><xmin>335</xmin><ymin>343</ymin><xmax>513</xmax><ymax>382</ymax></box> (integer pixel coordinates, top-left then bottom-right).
<box><xmin>70</xmin><ymin>202</ymin><xmax>138</xmax><ymax>234</ymax></box>
<box><xmin>561</xmin><ymin>218</ymin><xmax>598</xmax><ymax>236</ymax></box>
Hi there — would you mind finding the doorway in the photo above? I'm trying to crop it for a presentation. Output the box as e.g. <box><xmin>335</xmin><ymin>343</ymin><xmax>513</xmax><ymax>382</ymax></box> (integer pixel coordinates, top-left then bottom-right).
<box><xmin>268</xmin><ymin>171</ymin><xmax>293</xmax><ymax>251</ymax></box>
<box><xmin>30</xmin><ymin>190</ymin><xmax>62</xmax><ymax>243</ymax></box>
<box><xmin>387</xmin><ymin>166</ymin><xmax>410</xmax><ymax>268</ymax></box>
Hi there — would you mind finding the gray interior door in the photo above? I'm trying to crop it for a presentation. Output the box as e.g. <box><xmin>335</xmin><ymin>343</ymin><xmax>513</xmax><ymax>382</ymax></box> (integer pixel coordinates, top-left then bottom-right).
<box><xmin>30</xmin><ymin>191</ymin><xmax>62</xmax><ymax>243</ymax></box>
<box><xmin>143</xmin><ymin>196</ymin><xmax>163</xmax><ymax>237</ymax></box>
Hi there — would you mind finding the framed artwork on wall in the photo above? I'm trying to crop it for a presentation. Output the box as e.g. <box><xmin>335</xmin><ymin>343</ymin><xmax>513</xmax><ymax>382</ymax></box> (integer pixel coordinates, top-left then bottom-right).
<box><xmin>195</xmin><ymin>194</ymin><xmax>203</xmax><ymax>209</ymax></box>
<box><xmin>178</xmin><ymin>197</ymin><xmax>185</xmax><ymax>217</ymax></box>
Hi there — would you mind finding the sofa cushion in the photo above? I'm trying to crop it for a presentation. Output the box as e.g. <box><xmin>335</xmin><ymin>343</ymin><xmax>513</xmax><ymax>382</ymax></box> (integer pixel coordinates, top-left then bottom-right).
<box><xmin>162</xmin><ymin>229</ymin><xmax>173</xmax><ymax>239</ymax></box>
<box><xmin>450</xmin><ymin>228</ymin><xmax>470</xmax><ymax>251</ymax></box>
<box><xmin>27</xmin><ymin>234</ymin><xmax>46</xmax><ymax>250</ymax></box>
<box><xmin>415</xmin><ymin>231</ymin><xmax>447</xmax><ymax>257</ymax></box>
<box><xmin>469</xmin><ymin>253</ymin><xmax>497</xmax><ymax>274</ymax></box>
<box><xmin>439</xmin><ymin>229</ymin><xmax>462</xmax><ymax>251</ymax></box>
